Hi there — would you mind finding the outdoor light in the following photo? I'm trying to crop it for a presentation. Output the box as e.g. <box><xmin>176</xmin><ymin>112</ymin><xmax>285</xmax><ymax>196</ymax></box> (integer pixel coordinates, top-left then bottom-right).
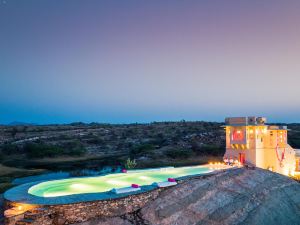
<box><xmin>263</xmin><ymin>128</ymin><xmax>267</xmax><ymax>134</ymax></box>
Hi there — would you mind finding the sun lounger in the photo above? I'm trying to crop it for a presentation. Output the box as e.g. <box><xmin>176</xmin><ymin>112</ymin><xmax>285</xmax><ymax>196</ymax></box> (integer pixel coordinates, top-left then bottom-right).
<box><xmin>153</xmin><ymin>181</ymin><xmax>177</xmax><ymax>188</ymax></box>
<box><xmin>111</xmin><ymin>186</ymin><xmax>141</xmax><ymax>194</ymax></box>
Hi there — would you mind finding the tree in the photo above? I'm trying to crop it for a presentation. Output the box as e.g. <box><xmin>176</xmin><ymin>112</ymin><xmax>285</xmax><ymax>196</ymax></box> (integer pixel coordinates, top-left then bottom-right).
<box><xmin>125</xmin><ymin>158</ymin><xmax>137</xmax><ymax>169</ymax></box>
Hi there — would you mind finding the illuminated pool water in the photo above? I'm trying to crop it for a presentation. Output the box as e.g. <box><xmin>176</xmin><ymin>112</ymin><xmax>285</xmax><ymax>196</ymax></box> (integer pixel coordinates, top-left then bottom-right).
<box><xmin>28</xmin><ymin>166</ymin><xmax>214</xmax><ymax>197</ymax></box>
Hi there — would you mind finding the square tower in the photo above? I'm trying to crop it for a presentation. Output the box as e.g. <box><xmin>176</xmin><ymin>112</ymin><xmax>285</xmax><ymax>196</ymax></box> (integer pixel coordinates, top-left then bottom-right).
<box><xmin>224</xmin><ymin>116</ymin><xmax>296</xmax><ymax>175</ymax></box>
<box><xmin>224</xmin><ymin>116</ymin><xmax>267</xmax><ymax>166</ymax></box>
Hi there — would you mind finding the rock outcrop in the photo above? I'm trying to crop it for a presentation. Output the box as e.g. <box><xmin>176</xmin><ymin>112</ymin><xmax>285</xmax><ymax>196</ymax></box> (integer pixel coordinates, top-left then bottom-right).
<box><xmin>0</xmin><ymin>194</ymin><xmax>4</xmax><ymax>224</ymax></box>
<box><xmin>76</xmin><ymin>168</ymin><xmax>300</xmax><ymax>225</ymax></box>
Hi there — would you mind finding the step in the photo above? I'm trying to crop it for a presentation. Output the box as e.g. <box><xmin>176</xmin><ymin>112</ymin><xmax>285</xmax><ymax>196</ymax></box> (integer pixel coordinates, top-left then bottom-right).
<box><xmin>16</xmin><ymin>218</ymin><xmax>35</xmax><ymax>225</ymax></box>
<box><xmin>30</xmin><ymin>207</ymin><xmax>48</xmax><ymax>213</ymax></box>
<box><xmin>24</xmin><ymin>212</ymin><xmax>40</xmax><ymax>220</ymax></box>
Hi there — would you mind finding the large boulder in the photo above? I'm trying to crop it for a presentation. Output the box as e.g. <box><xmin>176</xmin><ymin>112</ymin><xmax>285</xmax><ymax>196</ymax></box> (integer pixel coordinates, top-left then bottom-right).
<box><xmin>76</xmin><ymin>168</ymin><xmax>300</xmax><ymax>225</ymax></box>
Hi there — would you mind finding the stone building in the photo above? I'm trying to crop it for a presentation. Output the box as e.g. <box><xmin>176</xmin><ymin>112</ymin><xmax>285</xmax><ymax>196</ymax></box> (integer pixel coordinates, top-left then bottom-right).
<box><xmin>224</xmin><ymin>116</ymin><xmax>300</xmax><ymax>175</ymax></box>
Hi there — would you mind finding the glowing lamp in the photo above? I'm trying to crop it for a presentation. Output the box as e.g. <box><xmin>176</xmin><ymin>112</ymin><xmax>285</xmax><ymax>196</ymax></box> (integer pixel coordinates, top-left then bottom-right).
<box><xmin>262</xmin><ymin>128</ymin><xmax>267</xmax><ymax>134</ymax></box>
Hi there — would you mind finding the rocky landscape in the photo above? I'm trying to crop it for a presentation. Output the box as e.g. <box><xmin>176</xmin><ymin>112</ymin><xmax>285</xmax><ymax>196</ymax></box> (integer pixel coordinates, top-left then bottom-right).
<box><xmin>0</xmin><ymin>121</ymin><xmax>300</xmax><ymax>195</ymax></box>
<box><xmin>1</xmin><ymin>121</ymin><xmax>300</xmax><ymax>225</ymax></box>
<box><xmin>0</xmin><ymin>122</ymin><xmax>225</xmax><ymax>158</ymax></box>
<box><xmin>75</xmin><ymin>167</ymin><xmax>300</xmax><ymax>225</ymax></box>
<box><xmin>1</xmin><ymin>122</ymin><xmax>299</xmax><ymax>170</ymax></box>
<box><xmin>0</xmin><ymin>121</ymin><xmax>226</xmax><ymax>194</ymax></box>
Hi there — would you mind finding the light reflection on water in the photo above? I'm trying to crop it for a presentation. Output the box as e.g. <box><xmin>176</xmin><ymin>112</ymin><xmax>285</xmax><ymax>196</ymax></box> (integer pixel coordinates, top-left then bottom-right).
<box><xmin>12</xmin><ymin>166</ymin><xmax>122</xmax><ymax>185</ymax></box>
<box><xmin>28</xmin><ymin>166</ymin><xmax>214</xmax><ymax>197</ymax></box>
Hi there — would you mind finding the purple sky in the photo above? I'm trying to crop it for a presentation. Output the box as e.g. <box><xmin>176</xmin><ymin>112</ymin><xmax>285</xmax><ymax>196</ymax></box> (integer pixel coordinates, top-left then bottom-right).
<box><xmin>1</xmin><ymin>0</ymin><xmax>300</xmax><ymax>124</ymax></box>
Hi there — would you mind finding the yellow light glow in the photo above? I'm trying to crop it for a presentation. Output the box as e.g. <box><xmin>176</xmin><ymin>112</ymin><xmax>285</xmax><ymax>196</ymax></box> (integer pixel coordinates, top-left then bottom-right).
<box><xmin>139</xmin><ymin>176</ymin><xmax>150</xmax><ymax>180</ymax></box>
<box><xmin>262</xmin><ymin>128</ymin><xmax>267</xmax><ymax>134</ymax></box>
<box><xmin>43</xmin><ymin>191</ymin><xmax>75</xmax><ymax>197</ymax></box>
<box><xmin>290</xmin><ymin>170</ymin><xmax>295</xmax><ymax>176</ymax></box>
<box><xmin>106</xmin><ymin>180</ymin><xmax>130</xmax><ymax>186</ymax></box>
<box><xmin>70</xmin><ymin>183</ymin><xmax>91</xmax><ymax>190</ymax></box>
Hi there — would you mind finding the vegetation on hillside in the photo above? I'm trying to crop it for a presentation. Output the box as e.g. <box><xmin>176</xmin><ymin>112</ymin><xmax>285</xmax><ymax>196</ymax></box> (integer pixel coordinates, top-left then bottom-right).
<box><xmin>0</xmin><ymin>121</ymin><xmax>299</xmax><ymax>193</ymax></box>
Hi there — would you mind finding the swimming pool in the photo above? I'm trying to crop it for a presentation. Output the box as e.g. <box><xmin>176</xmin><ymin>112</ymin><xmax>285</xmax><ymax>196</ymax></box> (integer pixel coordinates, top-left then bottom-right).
<box><xmin>28</xmin><ymin>165</ymin><xmax>213</xmax><ymax>197</ymax></box>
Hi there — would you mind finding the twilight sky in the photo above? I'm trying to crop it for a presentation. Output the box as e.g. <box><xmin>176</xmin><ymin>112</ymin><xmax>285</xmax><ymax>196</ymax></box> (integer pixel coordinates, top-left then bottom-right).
<box><xmin>1</xmin><ymin>0</ymin><xmax>300</xmax><ymax>124</ymax></box>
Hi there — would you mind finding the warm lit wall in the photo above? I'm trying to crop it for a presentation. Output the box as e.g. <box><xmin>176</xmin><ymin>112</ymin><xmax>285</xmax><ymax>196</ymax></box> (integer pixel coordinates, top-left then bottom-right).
<box><xmin>225</xmin><ymin>148</ymin><xmax>256</xmax><ymax>166</ymax></box>
<box><xmin>225</xmin><ymin>125</ymin><xmax>296</xmax><ymax>175</ymax></box>
<box><xmin>225</xmin><ymin>125</ymin><xmax>257</xmax><ymax>166</ymax></box>
<box><xmin>296</xmin><ymin>158</ymin><xmax>300</xmax><ymax>171</ymax></box>
<box><xmin>263</xmin><ymin>146</ymin><xmax>295</xmax><ymax>175</ymax></box>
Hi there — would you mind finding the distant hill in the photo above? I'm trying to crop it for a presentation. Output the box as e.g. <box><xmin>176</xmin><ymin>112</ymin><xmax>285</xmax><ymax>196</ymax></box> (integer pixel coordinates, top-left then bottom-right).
<box><xmin>7</xmin><ymin>121</ymin><xmax>37</xmax><ymax>126</ymax></box>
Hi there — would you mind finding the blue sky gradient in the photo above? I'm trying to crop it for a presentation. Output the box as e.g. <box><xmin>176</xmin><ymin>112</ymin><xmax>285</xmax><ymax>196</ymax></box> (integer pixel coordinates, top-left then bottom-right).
<box><xmin>1</xmin><ymin>0</ymin><xmax>300</xmax><ymax>124</ymax></box>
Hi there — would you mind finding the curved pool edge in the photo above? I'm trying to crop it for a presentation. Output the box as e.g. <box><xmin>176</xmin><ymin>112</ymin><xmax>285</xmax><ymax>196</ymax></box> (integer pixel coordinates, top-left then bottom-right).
<box><xmin>4</xmin><ymin>166</ymin><xmax>234</xmax><ymax>205</ymax></box>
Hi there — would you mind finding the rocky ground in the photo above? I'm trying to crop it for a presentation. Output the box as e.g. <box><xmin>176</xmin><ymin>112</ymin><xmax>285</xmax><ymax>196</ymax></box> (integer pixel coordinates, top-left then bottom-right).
<box><xmin>0</xmin><ymin>194</ymin><xmax>4</xmax><ymax>225</ymax></box>
<box><xmin>75</xmin><ymin>168</ymin><xmax>300</xmax><ymax>225</ymax></box>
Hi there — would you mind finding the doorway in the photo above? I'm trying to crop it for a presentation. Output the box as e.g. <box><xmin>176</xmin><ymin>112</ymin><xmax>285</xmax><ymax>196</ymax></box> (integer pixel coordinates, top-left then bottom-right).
<box><xmin>239</xmin><ymin>153</ymin><xmax>246</xmax><ymax>164</ymax></box>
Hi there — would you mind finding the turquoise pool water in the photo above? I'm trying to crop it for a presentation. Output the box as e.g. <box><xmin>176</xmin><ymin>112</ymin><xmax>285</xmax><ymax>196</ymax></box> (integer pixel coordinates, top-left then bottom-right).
<box><xmin>28</xmin><ymin>166</ymin><xmax>213</xmax><ymax>197</ymax></box>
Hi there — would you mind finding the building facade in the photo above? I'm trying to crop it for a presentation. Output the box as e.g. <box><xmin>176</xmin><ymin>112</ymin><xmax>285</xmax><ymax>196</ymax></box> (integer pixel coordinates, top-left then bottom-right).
<box><xmin>224</xmin><ymin>116</ymin><xmax>300</xmax><ymax>175</ymax></box>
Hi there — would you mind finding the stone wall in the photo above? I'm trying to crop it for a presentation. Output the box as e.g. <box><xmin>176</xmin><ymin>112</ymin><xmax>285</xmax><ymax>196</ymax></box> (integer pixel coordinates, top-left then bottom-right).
<box><xmin>4</xmin><ymin>188</ymin><xmax>162</xmax><ymax>225</ymax></box>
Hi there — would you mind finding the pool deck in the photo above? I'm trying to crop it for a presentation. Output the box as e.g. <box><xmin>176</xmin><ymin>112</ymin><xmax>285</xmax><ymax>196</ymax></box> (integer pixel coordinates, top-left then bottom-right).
<box><xmin>4</xmin><ymin>166</ymin><xmax>232</xmax><ymax>205</ymax></box>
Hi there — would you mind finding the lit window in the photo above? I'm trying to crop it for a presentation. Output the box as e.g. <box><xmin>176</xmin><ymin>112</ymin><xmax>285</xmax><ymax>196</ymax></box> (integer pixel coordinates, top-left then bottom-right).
<box><xmin>232</xmin><ymin>130</ymin><xmax>244</xmax><ymax>141</ymax></box>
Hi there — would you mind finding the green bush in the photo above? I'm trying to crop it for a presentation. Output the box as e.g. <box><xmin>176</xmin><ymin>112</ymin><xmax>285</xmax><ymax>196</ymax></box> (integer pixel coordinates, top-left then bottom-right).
<box><xmin>58</xmin><ymin>134</ymin><xmax>72</xmax><ymax>140</ymax></box>
<box><xmin>192</xmin><ymin>144</ymin><xmax>223</xmax><ymax>156</ymax></box>
<box><xmin>86</xmin><ymin>137</ymin><xmax>104</xmax><ymax>145</ymax></box>
<box><xmin>69</xmin><ymin>144</ymin><xmax>86</xmax><ymax>156</ymax></box>
<box><xmin>165</xmin><ymin>148</ymin><xmax>192</xmax><ymax>159</ymax></box>
<box><xmin>125</xmin><ymin>158</ymin><xmax>137</xmax><ymax>169</ymax></box>
<box><xmin>10</xmin><ymin>127</ymin><xmax>18</xmax><ymax>137</ymax></box>
<box><xmin>289</xmin><ymin>135</ymin><xmax>300</xmax><ymax>149</ymax></box>
<box><xmin>25</xmin><ymin>141</ymin><xmax>86</xmax><ymax>158</ymax></box>
<box><xmin>25</xmin><ymin>143</ymin><xmax>63</xmax><ymax>158</ymax></box>
<box><xmin>130</xmin><ymin>144</ymin><xmax>155</xmax><ymax>155</ymax></box>
<box><xmin>61</xmin><ymin>141</ymin><xmax>86</xmax><ymax>156</ymax></box>
<box><xmin>151</xmin><ymin>133</ymin><xmax>167</xmax><ymax>146</ymax></box>
<box><xmin>1</xmin><ymin>144</ymin><xmax>20</xmax><ymax>155</ymax></box>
